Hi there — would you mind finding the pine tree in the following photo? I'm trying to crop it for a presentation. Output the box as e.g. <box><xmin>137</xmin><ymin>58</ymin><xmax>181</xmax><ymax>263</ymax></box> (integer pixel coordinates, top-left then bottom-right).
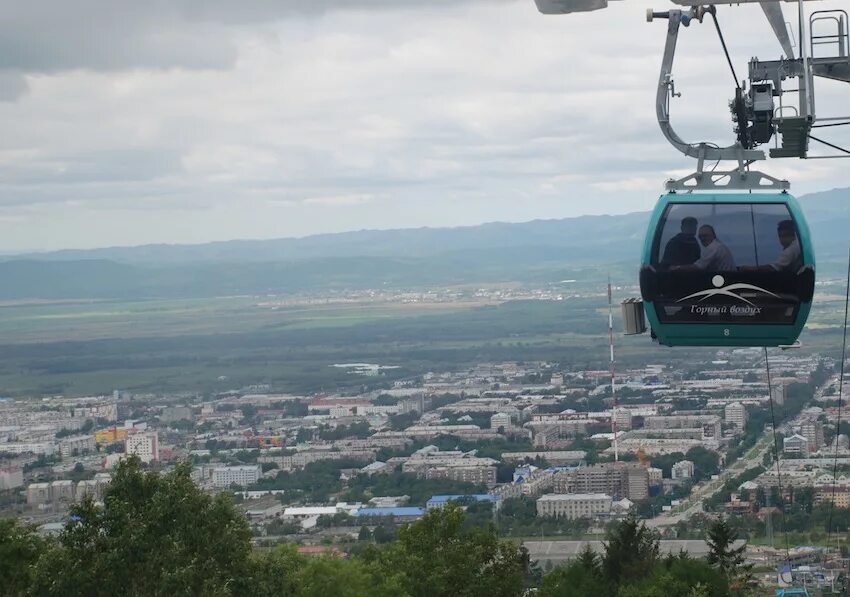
<box><xmin>576</xmin><ymin>544</ymin><xmax>599</xmax><ymax>573</ymax></box>
<box><xmin>601</xmin><ymin>515</ymin><xmax>660</xmax><ymax>585</ymax></box>
<box><xmin>706</xmin><ymin>518</ymin><xmax>753</xmax><ymax>591</ymax></box>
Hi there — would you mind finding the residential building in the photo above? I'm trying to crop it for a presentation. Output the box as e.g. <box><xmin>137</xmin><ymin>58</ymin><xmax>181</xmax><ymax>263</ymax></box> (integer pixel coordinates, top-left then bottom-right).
<box><xmin>501</xmin><ymin>451</ymin><xmax>586</xmax><ymax>465</ymax></box>
<box><xmin>73</xmin><ymin>402</ymin><xmax>118</xmax><ymax>421</ymax></box>
<box><xmin>813</xmin><ymin>475</ymin><xmax>850</xmax><ymax>508</ymax></box>
<box><xmin>491</xmin><ymin>483</ymin><xmax>523</xmax><ymax>500</ymax></box>
<box><xmin>536</xmin><ymin>493</ymin><xmax>612</xmax><ymax>519</ymax></box>
<box><xmin>554</xmin><ymin>463</ymin><xmax>648</xmax><ymax>500</ymax></box>
<box><xmin>126</xmin><ymin>431</ymin><xmax>159</xmax><ymax>463</ymax></box>
<box><xmin>490</xmin><ymin>412</ymin><xmax>512</xmax><ymax>430</ymax></box>
<box><xmin>613</xmin><ymin>409</ymin><xmax>633</xmax><ymax>431</ymax></box>
<box><xmin>799</xmin><ymin>421</ymin><xmax>824</xmax><ymax>453</ymax></box>
<box><xmin>261</xmin><ymin>449</ymin><xmax>375</xmax><ymax>470</ymax></box>
<box><xmin>625</xmin><ymin>465</ymin><xmax>649</xmax><ymax>500</ymax></box>
<box><xmin>422</xmin><ymin>463</ymin><xmax>497</xmax><ymax>486</ymax></box>
<box><xmin>519</xmin><ymin>470</ymin><xmax>556</xmax><ymax>497</ymax></box>
<box><xmin>671</xmin><ymin>460</ymin><xmax>695</xmax><ymax>480</ymax></box>
<box><xmin>647</xmin><ymin>467</ymin><xmax>663</xmax><ymax>487</ymax></box>
<box><xmin>644</xmin><ymin>415</ymin><xmax>722</xmax><ymax>440</ymax></box>
<box><xmin>0</xmin><ymin>442</ymin><xmax>57</xmax><ymax>456</ymax></box>
<box><xmin>212</xmin><ymin>465</ymin><xmax>262</xmax><ymax>489</ymax></box>
<box><xmin>51</xmin><ymin>480</ymin><xmax>75</xmax><ymax>503</ymax></box>
<box><xmin>770</xmin><ymin>384</ymin><xmax>786</xmax><ymax>405</ymax></box>
<box><xmin>403</xmin><ymin>449</ymin><xmax>498</xmax><ymax>487</ymax></box>
<box><xmin>608</xmin><ymin>438</ymin><xmax>714</xmax><ymax>456</ymax></box>
<box><xmin>724</xmin><ymin>402</ymin><xmax>748</xmax><ymax>429</ymax></box>
<box><xmin>27</xmin><ymin>482</ymin><xmax>51</xmax><ymax>505</ymax></box>
<box><xmin>783</xmin><ymin>434</ymin><xmax>809</xmax><ymax>456</ymax></box>
<box><xmin>59</xmin><ymin>434</ymin><xmax>96</xmax><ymax>458</ymax></box>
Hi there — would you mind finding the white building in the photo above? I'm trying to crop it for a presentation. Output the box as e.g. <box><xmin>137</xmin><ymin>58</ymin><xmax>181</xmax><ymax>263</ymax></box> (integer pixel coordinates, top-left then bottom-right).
<box><xmin>770</xmin><ymin>385</ymin><xmax>786</xmax><ymax>405</ymax></box>
<box><xmin>647</xmin><ymin>467</ymin><xmax>663</xmax><ymax>486</ymax></box>
<box><xmin>536</xmin><ymin>493</ymin><xmax>612</xmax><ymax>519</ymax></box>
<box><xmin>784</xmin><ymin>434</ymin><xmax>809</xmax><ymax>456</ymax></box>
<box><xmin>73</xmin><ymin>402</ymin><xmax>118</xmax><ymax>422</ymax></box>
<box><xmin>724</xmin><ymin>402</ymin><xmax>748</xmax><ymax>429</ymax></box>
<box><xmin>27</xmin><ymin>482</ymin><xmax>51</xmax><ymax>505</ymax></box>
<box><xmin>613</xmin><ymin>409</ymin><xmax>633</xmax><ymax>431</ymax></box>
<box><xmin>402</xmin><ymin>449</ymin><xmax>498</xmax><ymax>486</ymax></box>
<box><xmin>0</xmin><ymin>442</ymin><xmax>57</xmax><ymax>456</ymax></box>
<box><xmin>491</xmin><ymin>412</ymin><xmax>512</xmax><ymax>430</ymax></box>
<box><xmin>125</xmin><ymin>431</ymin><xmax>159</xmax><ymax>463</ymax></box>
<box><xmin>212</xmin><ymin>465</ymin><xmax>262</xmax><ymax>489</ymax></box>
<box><xmin>671</xmin><ymin>460</ymin><xmax>695</xmax><ymax>480</ymax></box>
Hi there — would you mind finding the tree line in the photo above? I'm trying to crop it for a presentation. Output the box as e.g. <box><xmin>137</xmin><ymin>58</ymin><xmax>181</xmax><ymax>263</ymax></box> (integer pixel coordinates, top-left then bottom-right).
<box><xmin>1</xmin><ymin>458</ymin><xmax>757</xmax><ymax>596</ymax></box>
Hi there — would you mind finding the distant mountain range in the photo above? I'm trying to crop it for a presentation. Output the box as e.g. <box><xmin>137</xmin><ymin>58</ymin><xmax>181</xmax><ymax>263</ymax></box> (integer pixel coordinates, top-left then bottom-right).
<box><xmin>2</xmin><ymin>187</ymin><xmax>849</xmax><ymax>300</ymax></box>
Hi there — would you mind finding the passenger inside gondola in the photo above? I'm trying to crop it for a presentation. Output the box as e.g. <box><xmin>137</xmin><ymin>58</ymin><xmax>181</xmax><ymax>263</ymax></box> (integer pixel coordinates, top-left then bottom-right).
<box><xmin>660</xmin><ymin>216</ymin><xmax>700</xmax><ymax>267</ymax></box>
<box><xmin>647</xmin><ymin>201</ymin><xmax>809</xmax><ymax>327</ymax></box>
<box><xmin>739</xmin><ymin>220</ymin><xmax>802</xmax><ymax>273</ymax></box>
<box><xmin>671</xmin><ymin>224</ymin><xmax>736</xmax><ymax>272</ymax></box>
<box><xmin>653</xmin><ymin>203</ymin><xmax>803</xmax><ymax>272</ymax></box>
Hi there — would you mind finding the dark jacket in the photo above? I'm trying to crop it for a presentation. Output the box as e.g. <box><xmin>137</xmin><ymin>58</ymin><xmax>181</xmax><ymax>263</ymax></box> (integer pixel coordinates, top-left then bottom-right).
<box><xmin>661</xmin><ymin>233</ymin><xmax>701</xmax><ymax>266</ymax></box>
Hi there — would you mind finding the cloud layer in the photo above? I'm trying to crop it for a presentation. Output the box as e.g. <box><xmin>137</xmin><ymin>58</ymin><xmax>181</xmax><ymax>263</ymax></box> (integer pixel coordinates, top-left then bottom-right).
<box><xmin>0</xmin><ymin>0</ymin><xmax>847</xmax><ymax>251</ymax></box>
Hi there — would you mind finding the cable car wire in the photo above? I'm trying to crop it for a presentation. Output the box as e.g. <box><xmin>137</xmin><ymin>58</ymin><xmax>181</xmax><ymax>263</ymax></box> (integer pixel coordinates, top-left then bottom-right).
<box><xmin>765</xmin><ymin>346</ymin><xmax>792</xmax><ymax>569</ymax></box>
<box><xmin>707</xmin><ymin>6</ymin><xmax>741</xmax><ymax>91</ymax></box>
<box><xmin>826</xmin><ymin>245</ymin><xmax>850</xmax><ymax>560</ymax></box>
<box><xmin>808</xmin><ymin>135</ymin><xmax>850</xmax><ymax>156</ymax></box>
<box><xmin>811</xmin><ymin>122</ymin><xmax>850</xmax><ymax>129</ymax></box>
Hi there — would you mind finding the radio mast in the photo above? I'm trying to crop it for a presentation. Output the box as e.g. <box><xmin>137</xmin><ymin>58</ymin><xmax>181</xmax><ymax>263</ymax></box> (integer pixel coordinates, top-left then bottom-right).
<box><xmin>608</xmin><ymin>277</ymin><xmax>619</xmax><ymax>462</ymax></box>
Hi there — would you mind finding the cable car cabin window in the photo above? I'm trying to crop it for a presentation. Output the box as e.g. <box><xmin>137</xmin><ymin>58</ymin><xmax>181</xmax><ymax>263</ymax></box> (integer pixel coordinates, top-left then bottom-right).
<box><xmin>650</xmin><ymin>202</ymin><xmax>803</xmax><ymax>326</ymax></box>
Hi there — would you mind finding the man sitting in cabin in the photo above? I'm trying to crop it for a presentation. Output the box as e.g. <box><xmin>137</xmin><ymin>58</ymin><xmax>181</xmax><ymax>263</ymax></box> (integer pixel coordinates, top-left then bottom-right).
<box><xmin>739</xmin><ymin>219</ymin><xmax>802</xmax><ymax>273</ymax></box>
<box><xmin>672</xmin><ymin>224</ymin><xmax>736</xmax><ymax>272</ymax></box>
<box><xmin>661</xmin><ymin>216</ymin><xmax>701</xmax><ymax>267</ymax></box>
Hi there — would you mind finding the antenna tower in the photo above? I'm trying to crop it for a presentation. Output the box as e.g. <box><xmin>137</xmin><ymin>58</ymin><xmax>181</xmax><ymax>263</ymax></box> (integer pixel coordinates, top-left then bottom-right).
<box><xmin>608</xmin><ymin>277</ymin><xmax>619</xmax><ymax>462</ymax></box>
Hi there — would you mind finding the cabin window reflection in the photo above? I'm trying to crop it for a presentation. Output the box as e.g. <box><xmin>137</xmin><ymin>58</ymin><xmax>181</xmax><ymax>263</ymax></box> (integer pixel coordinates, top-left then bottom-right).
<box><xmin>653</xmin><ymin>203</ymin><xmax>801</xmax><ymax>271</ymax></box>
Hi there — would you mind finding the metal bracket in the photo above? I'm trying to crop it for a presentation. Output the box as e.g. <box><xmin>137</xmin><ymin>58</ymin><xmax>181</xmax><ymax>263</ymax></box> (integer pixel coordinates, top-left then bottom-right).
<box><xmin>650</xmin><ymin>9</ymin><xmax>765</xmax><ymax>163</ymax></box>
<box><xmin>664</xmin><ymin>168</ymin><xmax>790</xmax><ymax>191</ymax></box>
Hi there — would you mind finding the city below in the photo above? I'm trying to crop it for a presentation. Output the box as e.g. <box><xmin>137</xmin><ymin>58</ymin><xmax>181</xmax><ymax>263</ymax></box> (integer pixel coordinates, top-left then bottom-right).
<box><xmin>1</xmin><ymin>346</ymin><xmax>844</xmax><ymax>591</ymax></box>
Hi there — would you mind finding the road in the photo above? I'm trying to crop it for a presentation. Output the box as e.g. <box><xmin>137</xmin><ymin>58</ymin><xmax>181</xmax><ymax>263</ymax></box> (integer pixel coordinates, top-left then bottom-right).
<box><xmin>645</xmin><ymin>435</ymin><xmax>773</xmax><ymax>528</ymax></box>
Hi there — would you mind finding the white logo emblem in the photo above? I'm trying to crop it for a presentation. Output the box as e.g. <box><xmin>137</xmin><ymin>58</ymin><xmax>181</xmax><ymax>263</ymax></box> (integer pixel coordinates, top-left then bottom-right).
<box><xmin>676</xmin><ymin>275</ymin><xmax>779</xmax><ymax>307</ymax></box>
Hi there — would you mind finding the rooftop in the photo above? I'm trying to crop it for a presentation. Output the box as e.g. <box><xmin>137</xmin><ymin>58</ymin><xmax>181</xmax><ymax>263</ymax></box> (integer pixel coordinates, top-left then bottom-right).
<box><xmin>354</xmin><ymin>507</ymin><xmax>425</xmax><ymax>517</ymax></box>
<box><xmin>426</xmin><ymin>494</ymin><xmax>499</xmax><ymax>504</ymax></box>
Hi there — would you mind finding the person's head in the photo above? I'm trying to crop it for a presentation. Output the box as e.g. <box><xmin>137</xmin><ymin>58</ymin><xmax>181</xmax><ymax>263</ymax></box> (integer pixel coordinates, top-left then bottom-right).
<box><xmin>680</xmin><ymin>217</ymin><xmax>698</xmax><ymax>235</ymax></box>
<box><xmin>697</xmin><ymin>224</ymin><xmax>716</xmax><ymax>247</ymax></box>
<box><xmin>777</xmin><ymin>219</ymin><xmax>796</xmax><ymax>248</ymax></box>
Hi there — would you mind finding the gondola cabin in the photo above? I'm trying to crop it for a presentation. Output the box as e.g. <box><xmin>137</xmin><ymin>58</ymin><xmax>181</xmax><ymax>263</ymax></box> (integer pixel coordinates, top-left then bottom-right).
<box><xmin>639</xmin><ymin>192</ymin><xmax>815</xmax><ymax>347</ymax></box>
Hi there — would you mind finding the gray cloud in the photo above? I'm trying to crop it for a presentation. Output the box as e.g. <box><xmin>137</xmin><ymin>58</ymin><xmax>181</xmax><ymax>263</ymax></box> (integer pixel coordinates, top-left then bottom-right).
<box><xmin>0</xmin><ymin>71</ymin><xmax>27</xmax><ymax>100</ymax></box>
<box><xmin>0</xmin><ymin>0</ymin><xmax>846</xmax><ymax>252</ymax></box>
<box><xmin>0</xmin><ymin>148</ymin><xmax>182</xmax><ymax>187</ymax></box>
<box><xmin>0</xmin><ymin>0</ymin><xmax>515</xmax><ymax>74</ymax></box>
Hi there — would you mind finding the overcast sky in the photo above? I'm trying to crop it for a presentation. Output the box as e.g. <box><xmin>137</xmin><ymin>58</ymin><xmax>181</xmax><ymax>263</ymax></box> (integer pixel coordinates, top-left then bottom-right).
<box><xmin>1</xmin><ymin>0</ymin><xmax>848</xmax><ymax>252</ymax></box>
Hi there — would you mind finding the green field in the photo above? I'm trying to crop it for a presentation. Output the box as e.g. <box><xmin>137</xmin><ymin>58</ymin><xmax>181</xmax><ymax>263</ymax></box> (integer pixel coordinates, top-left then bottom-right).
<box><xmin>1</xmin><ymin>278</ymin><xmax>848</xmax><ymax>398</ymax></box>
